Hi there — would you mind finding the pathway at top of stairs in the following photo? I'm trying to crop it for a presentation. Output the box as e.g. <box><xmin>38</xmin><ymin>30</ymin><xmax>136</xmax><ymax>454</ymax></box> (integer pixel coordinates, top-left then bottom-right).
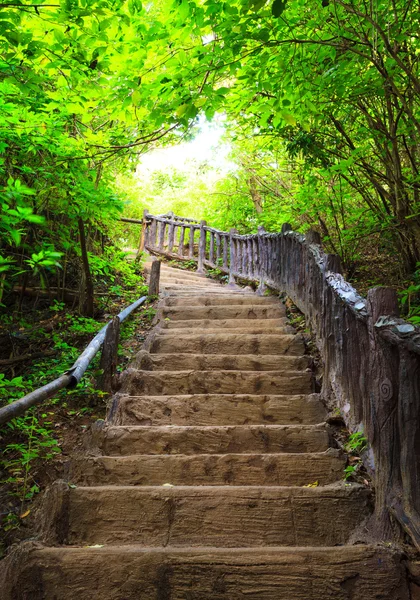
<box><xmin>1</xmin><ymin>261</ymin><xmax>409</xmax><ymax>599</ymax></box>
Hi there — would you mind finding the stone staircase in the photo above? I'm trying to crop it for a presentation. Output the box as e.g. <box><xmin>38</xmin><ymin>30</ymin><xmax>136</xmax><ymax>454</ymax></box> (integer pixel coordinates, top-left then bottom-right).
<box><xmin>3</xmin><ymin>262</ymin><xmax>409</xmax><ymax>599</ymax></box>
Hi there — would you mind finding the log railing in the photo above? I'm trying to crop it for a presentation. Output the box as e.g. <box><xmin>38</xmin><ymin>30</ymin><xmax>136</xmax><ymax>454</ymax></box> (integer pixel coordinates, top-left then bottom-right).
<box><xmin>141</xmin><ymin>210</ymin><xmax>420</xmax><ymax>550</ymax></box>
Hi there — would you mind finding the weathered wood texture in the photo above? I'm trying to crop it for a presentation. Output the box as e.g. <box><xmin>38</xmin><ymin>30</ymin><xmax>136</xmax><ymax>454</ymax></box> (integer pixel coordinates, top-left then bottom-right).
<box><xmin>98</xmin><ymin>316</ymin><xmax>120</xmax><ymax>394</ymax></box>
<box><xmin>143</xmin><ymin>212</ymin><xmax>420</xmax><ymax>550</ymax></box>
<box><xmin>148</xmin><ymin>260</ymin><xmax>161</xmax><ymax>296</ymax></box>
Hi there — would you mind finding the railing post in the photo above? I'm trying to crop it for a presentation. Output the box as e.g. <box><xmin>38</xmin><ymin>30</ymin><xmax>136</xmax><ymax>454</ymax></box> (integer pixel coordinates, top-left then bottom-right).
<box><xmin>149</xmin><ymin>218</ymin><xmax>157</xmax><ymax>249</ymax></box>
<box><xmin>98</xmin><ymin>316</ymin><xmax>120</xmax><ymax>394</ymax></box>
<box><xmin>366</xmin><ymin>287</ymin><xmax>401</xmax><ymax>540</ymax></box>
<box><xmin>228</xmin><ymin>228</ymin><xmax>239</xmax><ymax>288</ymax></box>
<box><xmin>136</xmin><ymin>209</ymin><xmax>149</xmax><ymax>262</ymax></box>
<box><xmin>157</xmin><ymin>220</ymin><xmax>166</xmax><ymax>251</ymax></box>
<box><xmin>178</xmin><ymin>225</ymin><xmax>185</xmax><ymax>257</ymax></box>
<box><xmin>197</xmin><ymin>220</ymin><xmax>207</xmax><ymax>274</ymax></box>
<box><xmin>209</xmin><ymin>232</ymin><xmax>215</xmax><ymax>266</ymax></box>
<box><xmin>167</xmin><ymin>215</ymin><xmax>175</xmax><ymax>254</ymax></box>
<box><xmin>148</xmin><ymin>260</ymin><xmax>161</xmax><ymax>296</ymax></box>
<box><xmin>223</xmin><ymin>234</ymin><xmax>228</xmax><ymax>270</ymax></box>
<box><xmin>257</xmin><ymin>225</ymin><xmax>267</xmax><ymax>295</ymax></box>
<box><xmin>215</xmin><ymin>232</ymin><xmax>221</xmax><ymax>266</ymax></box>
<box><xmin>189</xmin><ymin>225</ymin><xmax>195</xmax><ymax>259</ymax></box>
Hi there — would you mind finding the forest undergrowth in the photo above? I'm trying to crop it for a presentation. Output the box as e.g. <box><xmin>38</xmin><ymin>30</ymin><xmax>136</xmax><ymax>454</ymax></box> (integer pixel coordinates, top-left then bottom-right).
<box><xmin>0</xmin><ymin>250</ymin><xmax>157</xmax><ymax>557</ymax></box>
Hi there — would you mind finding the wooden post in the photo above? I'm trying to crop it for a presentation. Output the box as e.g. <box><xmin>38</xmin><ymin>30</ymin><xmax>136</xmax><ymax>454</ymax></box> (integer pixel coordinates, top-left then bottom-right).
<box><xmin>197</xmin><ymin>220</ymin><xmax>207</xmax><ymax>274</ymax></box>
<box><xmin>305</xmin><ymin>229</ymin><xmax>322</xmax><ymax>245</ymax></box>
<box><xmin>257</xmin><ymin>225</ymin><xmax>267</xmax><ymax>295</ymax></box>
<box><xmin>209</xmin><ymin>232</ymin><xmax>215</xmax><ymax>266</ymax></box>
<box><xmin>236</xmin><ymin>239</ymin><xmax>243</xmax><ymax>275</ymax></box>
<box><xmin>325</xmin><ymin>253</ymin><xmax>342</xmax><ymax>274</ymax></box>
<box><xmin>178</xmin><ymin>225</ymin><xmax>185</xmax><ymax>257</ymax></box>
<box><xmin>77</xmin><ymin>217</ymin><xmax>94</xmax><ymax>317</ymax></box>
<box><xmin>149</xmin><ymin>218</ymin><xmax>157</xmax><ymax>249</ymax></box>
<box><xmin>222</xmin><ymin>234</ymin><xmax>228</xmax><ymax>270</ymax></box>
<box><xmin>252</xmin><ymin>237</ymin><xmax>259</xmax><ymax>280</ymax></box>
<box><xmin>246</xmin><ymin>239</ymin><xmax>253</xmax><ymax>279</ymax></box>
<box><xmin>148</xmin><ymin>260</ymin><xmax>161</xmax><ymax>296</ymax></box>
<box><xmin>98</xmin><ymin>316</ymin><xmax>120</xmax><ymax>394</ymax></box>
<box><xmin>215</xmin><ymin>233</ymin><xmax>221</xmax><ymax>266</ymax></box>
<box><xmin>136</xmin><ymin>209</ymin><xmax>149</xmax><ymax>262</ymax></box>
<box><xmin>189</xmin><ymin>225</ymin><xmax>195</xmax><ymax>259</ymax></box>
<box><xmin>158</xmin><ymin>221</ymin><xmax>166</xmax><ymax>251</ymax></box>
<box><xmin>228</xmin><ymin>228</ymin><xmax>238</xmax><ymax>288</ymax></box>
<box><xmin>167</xmin><ymin>220</ymin><xmax>175</xmax><ymax>253</ymax></box>
<box><xmin>394</xmin><ymin>347</ymin><xmax>420</xmax><ymax>549</ymax></box>
<box><xmin>366</xmin><ymin>287</ymin><xmax>401</xmax><ymax>540</ymax></box>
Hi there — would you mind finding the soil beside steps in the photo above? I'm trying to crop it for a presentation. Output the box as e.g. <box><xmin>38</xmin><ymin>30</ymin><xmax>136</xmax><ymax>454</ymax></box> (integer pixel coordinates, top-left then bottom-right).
<box><xmin>0</xmin><ymin>261</ymin><xmax>410</xmax><ymax>599</ymax></box>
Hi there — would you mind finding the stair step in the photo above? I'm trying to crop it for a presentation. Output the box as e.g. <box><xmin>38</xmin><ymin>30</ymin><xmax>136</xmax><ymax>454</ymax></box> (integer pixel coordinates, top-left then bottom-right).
<box><xmin>161</xmin><ymin>305</ymin><xmax>286</xmax><ymax>320</ymax></box>
<box><xmin>121</xmin><ymin>370</ymin><xmax>313</xmax><ymax>396</ymax></box>
<box><xmin>163</xmin><ymin>295</ymin><xmax>280</xmax><ymax>306</ymax></box>
<box><xmin>161</xmin><ymin>284</ymin><xmax>228</xmax><ymax>292</ymax></box>
<box><xmin>158</xmin><ymin>326</ymin><xmax>294</xmax><ymax>335</ymax></box>
<box><xmin>65</xmin><ymin>484</ymin><xmax>371</xmax><ymax>547</ymax></box>
<box><xmin>150</xmin><ymin>333</ymin><xmax>304</xmax><ymax>355</ymax></box>
<box><xmin>111</xmin><ymin>393</ymin><xmax>327</xmax><ymax>426</ymax></box>
<box><xmin>162</xmin><ymin>318</ymin><xmax>289</xmax><ymax>329</ymax></box>
<box><xmin>98</xmin><ymin>424</ymin><xmax>329</xmax><ymax>455</ymax></box>
<box><xmin>160</xmin><ymin>277</ymin><xmax>224</xmax><ymax>287</ymax></box>
<box><xmin>135</xmin><ymin>353</ymin><xmax>310</xmax><ymax>372</ymax></box>
<box><xmin>71</xmin><ymin>451</ymin><xmax>344</xmax><ymax>487</ymax></box>
<box><xmin>9</xmin><ymin>546</ymin><xmax>408</xmax><ymax>599</ymax></box>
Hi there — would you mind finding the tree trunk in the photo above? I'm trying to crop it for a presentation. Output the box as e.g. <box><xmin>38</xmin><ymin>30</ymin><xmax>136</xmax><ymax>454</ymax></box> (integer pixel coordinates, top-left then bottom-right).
<box><xmin>78</xmin><ymin>217</ymin><xmax>94</xmax><ymax>317</ymax></box>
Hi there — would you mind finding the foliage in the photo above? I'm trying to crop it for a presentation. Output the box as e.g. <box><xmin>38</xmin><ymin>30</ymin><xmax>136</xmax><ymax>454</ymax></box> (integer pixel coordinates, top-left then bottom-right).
<box><xmin>159</xmin><ymin>0</ymin><xmax>420</xmax><ymax>275</ymax></box>
<box><xmin>344</xmin><ymin>432</ymin><xmax>368</xmax><ymax>455</ymax></box>
<box><xmin>0</xmin><ymin>250</ymin><xmax>148</xmax><ymax>534</ymax></box>
<box><xmin>399</xmin><ymin>263</ymin><xmax>420</xmax><ymax>324</ymax></box>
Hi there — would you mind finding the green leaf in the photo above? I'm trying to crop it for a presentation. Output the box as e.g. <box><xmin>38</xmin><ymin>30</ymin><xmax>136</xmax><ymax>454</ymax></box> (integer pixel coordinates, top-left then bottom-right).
<box><xmin>272</xmin><ymin>0</ymin><xmax>287</xmax><ymax>17</ymax></box>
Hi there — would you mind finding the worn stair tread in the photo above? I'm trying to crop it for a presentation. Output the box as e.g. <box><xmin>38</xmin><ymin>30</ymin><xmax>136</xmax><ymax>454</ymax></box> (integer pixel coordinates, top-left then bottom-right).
<box><xmin>158</xmin><ymin>326</ymin><xmax>295</xmax><ymax>335</ymax></box>
<box><xmin>161</xmin><ymin>305</ymin><xmax>286</xmax><ymax>320</ymax></box>
<box><xmin>150</xmin><ymin>333</ymin><xmax>304</xmax><ymax>355</ymax></box>
<box><xmin>159</xmin><ymin>277</ymin><xmax>225</xmax><ymax>285</ymax></box>
<box><xmin>71</xmin><ymin>451</ymin><xmax>345</xmax><ymax>487</ymax></box>
<box><xmin>64</xmin><ymin>484</ymin><xmax>372</xmax><ymax>547</ymax></box>
<box><xmin>163</xmin><ymin>295</ymin><xmax>279</xmax><ymax>306</ymax></box>
<box><xmin>110</xmin><ymin>393</ymin><xmax>327</xmax><ymax>426</ymax></box>
<box><xmin>163</xmin><ymin>295</ymin><xmax>280</xmax><ymax>306</ymax></box>
<box><xmin>162</xmin><ymin>318</ymin><xmax>289</xmax><ymax>329</ymax></box>
<box><xmin>98</xmin><ymin>423</ymin><xmax>329</xmax><ymax>455</ymax></box>
<box><xmin>7</xmin><ymin>545</ymin><xmax>408</xmax><ymax>600</ymax></box>
<box><xmin>120</xmin><ymin>370</ymin><xmax>313</xmax><ymax>396</ymax></box>
<box><xmin>135</xmin><ymin>353</ymin><xmax>310</xmax><ymax>372</ymax></box>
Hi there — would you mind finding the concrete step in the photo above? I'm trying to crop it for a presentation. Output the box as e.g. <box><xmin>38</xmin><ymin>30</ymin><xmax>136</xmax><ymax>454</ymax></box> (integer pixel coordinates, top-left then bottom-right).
<box><xmin>71</xmin><ymin>451</ymin><xmax>345</xmax><ymax>487</ymax></box>
<box><xmin>5</xmin><ymin>545</ymin><xmax>407</xmax><ymax>600</ymax></box>
<box><xmin>110</xmin><ymin>393</ymin><xmax>327</xmax><ymax>426</ymax></box>
<box><xmin>98</xmin><ymin>424</ymin><xmax>329</xmax><ymax>455</ymax></box>
<box><xmin>121</xmin><ymin>370</ymin><xmax>313</xmax><ymax>396</ymax></box>
<box><xmin>150</xmin><ymin>333</ymin><xmax>304</xmax><ymax>355</ymax></box>
<box><xmin>162</xmin><ymin>318</ymin><xmax>289</xmax><ymax>330</ymax></box>
<box><xmin>163</xmin><ymin>295</ymin><xmax>280</xmax><ymax>306</ymax></box>
<box><xmin>160</xmin><ymin>305</ymin><xmax>286</xmax><ymax>321</ymax></box>
<box><xmin>134</xmin><ymin>352</ymin><xmax>310</xmax><ymax>372</ymax></box>
<box><xmin>64</xmin><ymin>484</ymin><xmax>371</xmax><ymax>547</ymax></box>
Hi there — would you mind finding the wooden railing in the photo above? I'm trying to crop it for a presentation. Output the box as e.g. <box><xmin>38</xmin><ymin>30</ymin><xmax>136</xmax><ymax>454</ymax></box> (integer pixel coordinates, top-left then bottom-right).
<box><xmin>141</xmin><ymin>211</ymin><xmax>420</xmax><ymax>550</ymax></box>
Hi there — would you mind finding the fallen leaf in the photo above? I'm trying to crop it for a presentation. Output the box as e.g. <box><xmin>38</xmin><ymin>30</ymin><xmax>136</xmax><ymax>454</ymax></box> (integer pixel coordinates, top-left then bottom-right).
<box><xmin>20</xmin><ymin>510</ymin><xmax>30</xmax><ymax>519</ymax></box>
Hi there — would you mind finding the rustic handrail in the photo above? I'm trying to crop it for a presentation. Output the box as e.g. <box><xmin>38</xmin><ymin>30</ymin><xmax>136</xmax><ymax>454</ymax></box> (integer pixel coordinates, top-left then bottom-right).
<box><xmin>140</xmin><ymin>210</ymin><xmax>420</xmax><ymax>551</ymax></box>
<box><xmin>0</xmin><ymin>295</ymin><xmax>148</xmax><ymax>426</ymax></box>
